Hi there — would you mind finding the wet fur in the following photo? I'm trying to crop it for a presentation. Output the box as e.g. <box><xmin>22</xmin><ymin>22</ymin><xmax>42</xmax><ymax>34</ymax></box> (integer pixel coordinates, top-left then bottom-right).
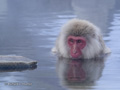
<box><xmin>52</xmin><ymin>19</ymin><xmax>111</xmax><ymax>59</ymax></box>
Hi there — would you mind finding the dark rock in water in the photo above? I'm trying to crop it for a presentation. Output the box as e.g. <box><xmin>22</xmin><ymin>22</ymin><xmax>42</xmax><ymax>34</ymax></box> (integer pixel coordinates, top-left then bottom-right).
<box><xmin>0</xmin><ymin>55</ymin><xmax>37</xmax><ymax>72</ymax></box>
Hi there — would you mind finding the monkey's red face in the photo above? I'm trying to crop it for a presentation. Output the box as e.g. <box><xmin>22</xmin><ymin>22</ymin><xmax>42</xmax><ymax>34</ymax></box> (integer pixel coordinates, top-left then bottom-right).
<box><xmin>67</xmin><ymin>36</ymin><xmax>86</xmax><ymax>59</ymax></box>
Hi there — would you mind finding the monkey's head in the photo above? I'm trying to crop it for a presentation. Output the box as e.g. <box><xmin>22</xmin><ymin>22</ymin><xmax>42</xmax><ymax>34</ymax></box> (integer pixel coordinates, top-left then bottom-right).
<box><xmin>55</xmin><ymin>19</ymin><xmax>107</xmax><ymax>59</ymax></box>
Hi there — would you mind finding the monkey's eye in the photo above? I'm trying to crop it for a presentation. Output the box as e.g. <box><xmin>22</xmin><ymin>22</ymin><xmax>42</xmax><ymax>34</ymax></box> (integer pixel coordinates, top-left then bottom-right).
<box><xmin>77</xmin><ymin>40</ymin><xmax>82</xmax><ymax>43</ymax></box>
<box><xmin>69</xmin><ymin>39</ymin><xmax>74</xmax><ymax>43</ymax></box>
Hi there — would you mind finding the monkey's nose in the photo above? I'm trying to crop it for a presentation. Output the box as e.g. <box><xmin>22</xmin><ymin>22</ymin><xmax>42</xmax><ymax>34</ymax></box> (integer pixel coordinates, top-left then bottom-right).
<box><xmin>73</xmin><ymin>49</ymin><xmax>77</xmax><ymax>54</ymax></box>
<box><xmin>73</xmin><ymin>44</ymin><xmax>77</xmax><ymax>53</ymax></box>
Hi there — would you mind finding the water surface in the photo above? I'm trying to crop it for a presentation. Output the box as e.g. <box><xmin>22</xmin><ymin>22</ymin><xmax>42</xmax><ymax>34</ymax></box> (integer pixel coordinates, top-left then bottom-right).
<box><xmin>0</xmin><ymin>0</ymin><xmax>120</xmax><ymax>90</ymax></box>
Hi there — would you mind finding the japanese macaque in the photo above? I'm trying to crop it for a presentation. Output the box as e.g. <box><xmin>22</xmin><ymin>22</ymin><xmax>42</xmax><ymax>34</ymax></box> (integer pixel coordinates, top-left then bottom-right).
<box><xmin>52</xmin><ymin>19</ymin><xmax>111</xmax><ymax>59</ymax></box>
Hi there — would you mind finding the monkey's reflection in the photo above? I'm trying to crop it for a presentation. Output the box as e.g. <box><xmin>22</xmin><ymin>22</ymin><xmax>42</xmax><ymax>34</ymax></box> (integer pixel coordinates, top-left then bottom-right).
<box><xmin>56</xmin><ymin>57</ymin><xmax>105</xmax><ymax>87</ymax></box>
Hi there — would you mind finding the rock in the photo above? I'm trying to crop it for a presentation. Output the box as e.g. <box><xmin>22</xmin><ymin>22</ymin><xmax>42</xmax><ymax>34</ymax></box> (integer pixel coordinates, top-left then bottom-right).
<box><xmin>0</xmin><ymin>55</ymin><xmax>37</xmax><ymax>72</ymax></box>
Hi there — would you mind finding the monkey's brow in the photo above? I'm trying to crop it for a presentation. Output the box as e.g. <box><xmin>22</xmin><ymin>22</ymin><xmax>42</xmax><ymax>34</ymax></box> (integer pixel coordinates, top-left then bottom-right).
<box><xmin>70</xmin><ymin>32</ymin><xmax>86</xmax><ymax>36</ymax></box>
<box><xmin>71</xmin><ymin>30</ymin><xmax>88</xmax><ymax>36</ymax></box>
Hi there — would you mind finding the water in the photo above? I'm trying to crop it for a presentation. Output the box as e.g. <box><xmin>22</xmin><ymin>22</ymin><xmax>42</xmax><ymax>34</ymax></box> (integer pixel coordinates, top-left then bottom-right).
<box><xmin>0</xmin><ymin>0</ymin><xmax>120</xmax><ymax>90</ymax></box>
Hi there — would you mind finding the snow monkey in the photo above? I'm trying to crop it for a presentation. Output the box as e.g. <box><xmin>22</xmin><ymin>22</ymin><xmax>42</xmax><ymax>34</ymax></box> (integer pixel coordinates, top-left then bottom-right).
<box><xmin>52</xmin><ymin>19</ymin><xmax>111</xmax><ymax>59</ymax></box>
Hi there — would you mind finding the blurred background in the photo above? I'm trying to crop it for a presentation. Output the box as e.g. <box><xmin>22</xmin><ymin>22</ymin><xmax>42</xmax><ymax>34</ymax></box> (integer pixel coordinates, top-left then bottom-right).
<box><xmin>0</xmin><ymin>0</ymin><xmax>120</xmax><ymax>90</ymax></box>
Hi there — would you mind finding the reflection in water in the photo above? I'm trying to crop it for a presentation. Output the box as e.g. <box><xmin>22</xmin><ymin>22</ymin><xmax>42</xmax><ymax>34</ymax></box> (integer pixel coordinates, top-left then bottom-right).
<box><xmin>56</xmin><ymin>56</ymin><xmax>110</xmax><ymax>89</ymax></box>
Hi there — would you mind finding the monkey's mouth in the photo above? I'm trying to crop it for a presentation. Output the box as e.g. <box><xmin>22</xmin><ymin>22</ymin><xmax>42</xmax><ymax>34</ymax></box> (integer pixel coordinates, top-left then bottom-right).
<box><xmin>70</xmin><ymin>49</ymin><xmax>82</xmax><ymax>59</ymax></box>
<box><xmin>71</xmin><ymin>53</ymin><xmax>81</xmax><ymax>59</ymax></box>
